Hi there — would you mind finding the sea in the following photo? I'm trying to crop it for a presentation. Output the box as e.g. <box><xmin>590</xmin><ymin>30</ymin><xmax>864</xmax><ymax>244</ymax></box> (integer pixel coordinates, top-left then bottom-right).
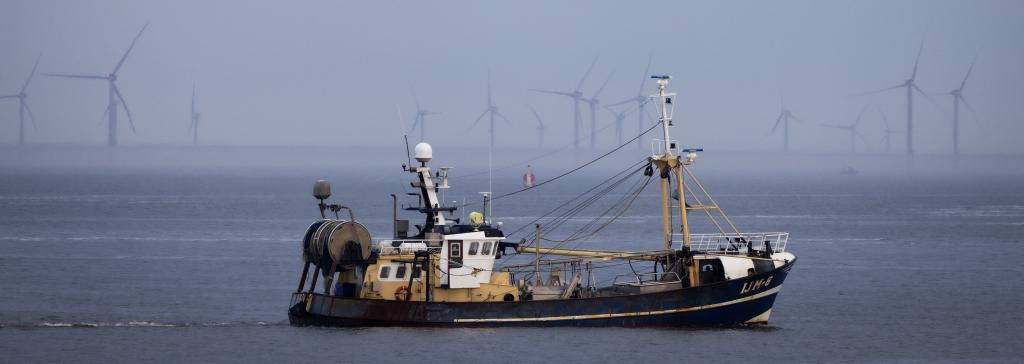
<box><xmin>1</xmin><ymin>145</ymin><xmax>1022</xmax><ymax>363</ymax></box>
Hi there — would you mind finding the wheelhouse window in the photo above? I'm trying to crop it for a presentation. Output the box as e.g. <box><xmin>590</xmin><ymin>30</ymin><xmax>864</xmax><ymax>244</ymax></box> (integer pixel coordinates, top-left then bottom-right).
<box><xmin>481</xmin><ymin>242</ymin><xmax>492</xmax><ymax>256</ymax></box>
<box><xmin>451</xmin><ymin>242</ymin><xmax>462</xmax><ymax>257</ymax></box>
<box><xmin>379</xmin><ymin>266</ymin><xmax>391</xmax><ymax>279</ymax></box>
<box><xmin>468</xmin><ymin>242</ymin><xmax>479</xmax><ymax>255</ymax></box>
<box><xmin>395</xmin><ymin>265</ymin><xmax>407</xmax><ymax>279</ymax></box>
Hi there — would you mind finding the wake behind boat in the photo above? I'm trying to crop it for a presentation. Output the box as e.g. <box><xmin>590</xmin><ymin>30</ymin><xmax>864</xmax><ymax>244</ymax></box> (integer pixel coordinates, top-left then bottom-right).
<box><xmin>288</xmin><ymin>76</ymin><xmax>796</xmax><ymax>327</ymax></box>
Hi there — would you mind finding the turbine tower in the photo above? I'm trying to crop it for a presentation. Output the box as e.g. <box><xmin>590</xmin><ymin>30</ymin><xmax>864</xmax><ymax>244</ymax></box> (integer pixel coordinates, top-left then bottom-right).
<box><xmin>608</xmin><ymin>56</ymin><xmax>653</xmax><ymax>150</ymax></box>
<box><xmin>603</xmin><ymin>105</ymin><xmax>635</xmax><ymax>145</ymax></box>
<box><xmin>821</xmin><ymin>106</ymin><xmax>869</xmax><ymax>153</ymax></box>
<box><xmin>861</xmin><ymin>42</ymin><xmax>930</xmax><ymax>155</ymax></box>
<box><xmin>768</xmin><ymin>97</ymin><xmax>805</xmax><ymax>152</ymax></box>
<box><xmin>580</xmin><ymin>72</ymin><xmax>614</xmax><ymax>149</ymax></box>
<box><xmin>947</xmin><ymin>59</ymin><xmax>978</xmax><ymax>155</ymax></box>
<box><xmin>878</xmin><ymin>108</ymin><xmax>902</xmax><ymax>153</ymax></box>
<box><xmin>189</xmin><ymin>84</ymin><xmax>200</xmax><ymax>145</ymax></box>
<box><xmin>470</xmin><ymin>72</ymin><xmax>510</xmax><ymax>148</ymax></box>
<box><xmin>408</xmin><ymin>91</ymin><xmax>440</xmax><ymax>142</ymax></box>
<box><xmin>46</xmin><ymin>23</ymin><xmax>147</xmax><ymax>146</ymax></box>
<box><xmin>0</xmin><ymin>57</ymin><xmax>40</xmax><ymax>145</ymax></box>
<box><xmin>531</xmin><ymin>57</ymin><xmax>598</xmax><ymax>150</ymax></box>
<box><xmin>529</xmin><ymin>105</ymin><xmax>545</xmax><ymax>149</ymax></box>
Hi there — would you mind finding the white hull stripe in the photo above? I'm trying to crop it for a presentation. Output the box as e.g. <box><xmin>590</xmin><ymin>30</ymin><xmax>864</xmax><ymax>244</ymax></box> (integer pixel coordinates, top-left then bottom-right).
<box><xmin>453</xmin><ymin>286</ymin><xmax>782</xmax><ymax>323</ymax></box>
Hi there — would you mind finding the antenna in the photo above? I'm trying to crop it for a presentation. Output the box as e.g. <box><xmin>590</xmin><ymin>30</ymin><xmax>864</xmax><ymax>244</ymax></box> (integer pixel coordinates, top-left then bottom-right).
<box><xmin>397</xmin><ymin>105</ymin><xmax>412</xmax><ymax>169</ymax></box>
<box><xmin>651</xmin><ymin>75</ymin><xmax>676</xmax><ymax>156</ymax></box>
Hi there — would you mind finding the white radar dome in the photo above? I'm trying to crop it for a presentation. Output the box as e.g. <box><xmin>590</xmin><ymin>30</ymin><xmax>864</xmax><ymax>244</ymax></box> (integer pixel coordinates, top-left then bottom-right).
<box><xmin>414</xmin><ymin>142</ymin><xmax>433</xmax><ymax>163</ymax></box>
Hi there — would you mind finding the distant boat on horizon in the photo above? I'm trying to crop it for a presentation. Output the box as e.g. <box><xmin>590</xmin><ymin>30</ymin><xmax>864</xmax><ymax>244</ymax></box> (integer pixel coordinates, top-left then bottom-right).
<box><xmin>523</xmin><ymin>165</ymin><xmax>536</xmax><ymax>188</ymax></box>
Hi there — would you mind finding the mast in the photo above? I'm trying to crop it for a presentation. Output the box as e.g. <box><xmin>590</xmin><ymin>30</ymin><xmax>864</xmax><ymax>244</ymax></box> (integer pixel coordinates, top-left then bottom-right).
<box><xmin>648</xmin><ymin>75</ymin><xmax>691</xmax><ymax>261</ymax></box>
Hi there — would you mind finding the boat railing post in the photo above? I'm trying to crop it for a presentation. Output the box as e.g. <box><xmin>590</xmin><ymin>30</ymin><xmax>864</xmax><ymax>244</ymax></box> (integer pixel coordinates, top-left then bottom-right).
<box><xmin>296</xmin><ymin>261</ymin><xmax>311</xmax><ymax>293</ymax></box>
<box><xmin>308</xmin><ymin>265</ymin><xmax>321</xmax><ymax>295</ymax></box>
<box><xmin>535</xmin><ymin>224</ymin><xmax>542</xmax><ymax>286</ymax></box>
<box><xmin>390</xmin><ymin>194</ymin><xmax>398</xmax><ymax>238</ymax></box>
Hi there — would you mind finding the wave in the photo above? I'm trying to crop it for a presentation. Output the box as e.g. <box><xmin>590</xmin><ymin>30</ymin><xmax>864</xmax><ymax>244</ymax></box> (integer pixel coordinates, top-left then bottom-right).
<box><xmin>928</xmin><ymin>205</ymin><xmax>1024</xmax><ymax>218</ymax></box>
<box><xmin>2</xmin><ymin>320</ymin><xmax>284</xmax><ymax>329</ymax></box>
<box><xmin>0</xmin><ymin>236</ymin><xmax>295</xmax><ymax>243</ymax></box>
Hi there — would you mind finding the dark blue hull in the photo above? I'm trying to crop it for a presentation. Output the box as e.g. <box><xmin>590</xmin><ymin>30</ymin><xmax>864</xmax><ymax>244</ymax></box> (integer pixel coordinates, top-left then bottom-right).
<box><xmin>288</xmin><ymin>259</ymin><xmax>794</xmax><ymax>327</ymax></box>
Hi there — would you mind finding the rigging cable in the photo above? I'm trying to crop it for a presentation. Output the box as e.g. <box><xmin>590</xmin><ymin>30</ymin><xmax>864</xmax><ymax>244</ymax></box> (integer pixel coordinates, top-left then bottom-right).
<box><xmin>489</xmin><ymin>121</ymin><xmax>661</xmax><ymax>203</ymax></box>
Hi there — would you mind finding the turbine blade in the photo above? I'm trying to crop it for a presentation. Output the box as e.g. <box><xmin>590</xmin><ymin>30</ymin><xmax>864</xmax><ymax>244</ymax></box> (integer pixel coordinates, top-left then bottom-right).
<box><xmin>100</xmin><ymin>105</ymin><xmax>109</xmax><ymax>126</ymax></box>
<box><xmin>637</xmin><ymin>52</ymin><xmax>652</xmax><ymax>96</ymax></box>
<box><xmin>528</xmin><ymin>105</ymin><xmax>543</xmax><ymax>126</ymax></box>
<box><xmin>877</xmin><ymin>106</ymin><xmax>890</xmax><ymax>130</ymax></box>
<box><xmin>788</xmin><ymin>113</ymin><xmax>808</xmax><ymax>123</ymax></box>
<box><xmin>591</xmin><ymin>70</ymin><xmax>615</xmax><ymax>99</ymax></box>
<box><xmin>113</xmin><ymin>84</ymin><xmax>136</xmax><ymax>133</ymax></box>
<box><xmin>913</xmin><ymin>84</ymin><xmax>941</xmax><ymax>109</ymax></box>
<box><xmin>23</xmin><ymin>102</ymin><xmax>39</xmax><ymax>131</ymax></box>
<box><xmin>960</xmin><ymin>95</ymin><xmax>982</xmax><ymax>126</ymax></box>
<box><xmin>530</xmin><ymin>89</ymin><xmax>575</xmax><ymax>97</ymax></box>
<box><xmin>854</xmin><ymin>84</ymin><xmax>904</xmax><ymax>96</ymax></box>
<box><xmin>0</xmin><ymin>95</ymin><xmax>18</xmax><ymax>99</ymax></box>
<box><xmin>486</xmin><ymin>70</ymin><xmax>493</xmax><ymax>107</ymax></box>
<box><xmin>470</xmin><ymin>110</ymin><xmax>489</xmax><ymax>130</ymax></box>
<box><xmin>770</xmin><ymin>112</ymin><xmax>784</xmax><ymax>133</ymax></box>
<box><xmin>854</xmin><ymin>105</ymin><xmax>869</xmax><ymax>126</ymax></box>
<box><xmin>575</xmin><ymin>56</ymin><xmax>599</xmax><ymax>92</ymax></box>
<box><xmin>607</xmin><ymin>98</ymin><xmax>634</xmax><ymax>107</ymax></box>
<box><xmin>959</xmin><ymin>56</ymin><xmax>976</xmax><ymax>92</ymax></box>
<box><xmin>855</xmin><ymin>130</ymin><xmax>869</xmax><ymax>144</ymax></box>
<box><xmin>495</xmin><ymin>111</ymin><xmax>512</xmax><ymax>125</ymax></box>
<box><xmin>21</xmin><ymin>56</ymin><xmax>41</xmax><ymax>93</ymax></box>
<box><xmin>910</xmin><ymin>40</ymin><xmax>924</xmax><ymax>80</ymax></box>
<box><xmin>44</xmin><ymin>73</ymin><xmax>108</xmax><ymax>80</ymax></box>
<box><xmin>113</xmin><ymin>22</ymin><xmax>149</xmax><ymax>74</ymax></box>
<box><xmin>409</xmin><ymin>117</ymin><xmax>421</xmax><ymax>134</ymax></box>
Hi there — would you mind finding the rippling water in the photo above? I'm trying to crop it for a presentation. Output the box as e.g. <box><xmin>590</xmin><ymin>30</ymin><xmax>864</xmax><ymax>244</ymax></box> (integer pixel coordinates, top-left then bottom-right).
<box><xmin>2</xmin><ymin>153</ymin><xmax>1023</xmax><ymax>362</ymax></box>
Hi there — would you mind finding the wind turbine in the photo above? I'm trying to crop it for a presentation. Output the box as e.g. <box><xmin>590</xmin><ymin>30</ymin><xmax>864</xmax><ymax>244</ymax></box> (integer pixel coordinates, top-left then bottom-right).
<box><xmin>821</xmin><ymin>106</ymin><xmax>870</xmax><ymax>153</ymax></box>
<box><xmin>189</xmin><ymin>84</ymin><xmax>200</xmax><ymax>145</ymax></box>
<box><xmin>45</xmin><ymin>23</ymin><xmax>147</xmax><ymax>146</ymax></box>
<box><xmin>947</xmin><ymin>58</ymin><xmax>978</xmax><ymax>155</ymax></box>
<box><xmin>768</xmin><ymin>97</ymin><xmax>805</xmax><ymax>152</ymax></box>
<box><xmin>608</xmin><ymin>55</ymin><xmax>653</xmax><ymax>150</ymax></box>
<box><xmin>470</xmin><ymin>72</ymin><xmax>511</xmax><ymax>148</ymax></box>
<box><xmin>529</xmin><ymin>105</ymin><xmax>545</xmax><ymax>149</ymax></box>
<box><xmin>860</xmin><ymin>42</ymin><xmax>933</xmax><ymax>155</ymax></box>
<box><xmin>878</xmin><ymin>108</ymin><xmax>902</xmax><ymax>153</ymax></box>
<box><xmin>531</xmin><ymin>57</ymin><xmax>598</xmax><ymax>150</ymax></box>
<box><xmin>408</xmin><ymin>91</ymin><xmax>440</xmax><ymax>142</ymax></box>
<box><xmin>580</xmin><ymin>72</ymin><xmax>614</xmax><ymax>149</ymax></box>
<box><xmin>0</xmin><ymin>57</ymin><xmax>40</xmax><ymax>145</ymax></box>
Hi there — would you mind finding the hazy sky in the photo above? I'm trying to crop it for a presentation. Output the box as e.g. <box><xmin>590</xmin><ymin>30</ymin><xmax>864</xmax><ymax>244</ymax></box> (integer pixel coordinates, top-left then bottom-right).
<box><xmin>1</xmin><ymin>0</ymin><xmax>1022</xmax><ymax>154</ymax></box>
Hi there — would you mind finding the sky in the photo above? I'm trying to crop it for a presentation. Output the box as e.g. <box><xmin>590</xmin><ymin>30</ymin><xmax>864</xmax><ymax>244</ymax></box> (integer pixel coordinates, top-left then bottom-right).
<box><xmin>1</xmin><ymin>0</ymin><xmax>1022</xmax><ymax>155</ymax></box>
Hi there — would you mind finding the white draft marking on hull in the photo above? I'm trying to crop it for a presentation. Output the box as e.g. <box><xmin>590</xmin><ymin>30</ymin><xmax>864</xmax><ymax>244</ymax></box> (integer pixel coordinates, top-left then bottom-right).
<box><xmin>744</xmin><ymin>309</ymin><xmax>772</xmax><ymax>324</ymax></box>
<box><xmin>453</xmin><ymin>286</ymin><xmax>781</xmax><ymax>323</ymax></box>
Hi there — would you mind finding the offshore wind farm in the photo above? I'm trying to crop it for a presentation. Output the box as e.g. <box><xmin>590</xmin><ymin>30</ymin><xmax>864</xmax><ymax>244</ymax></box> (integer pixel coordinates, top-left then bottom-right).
<box><xmin>2</xmin><ymin>1</ymin><xmax>1024</xmax><ymax>363</ymax></box>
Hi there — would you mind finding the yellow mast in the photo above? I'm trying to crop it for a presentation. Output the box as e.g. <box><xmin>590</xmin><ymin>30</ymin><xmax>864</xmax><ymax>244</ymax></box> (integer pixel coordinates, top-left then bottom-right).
<box><xmin>648</xmin><ymin>75</ymin><xmax>699</xmax><ymax>287</ymax></box>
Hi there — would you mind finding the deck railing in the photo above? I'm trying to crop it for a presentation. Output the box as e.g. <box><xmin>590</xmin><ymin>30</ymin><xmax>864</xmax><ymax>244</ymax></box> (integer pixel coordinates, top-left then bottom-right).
<box><xmin>674</xmin><ymin>232</ymin><xmax>788</xmax><ymax>253</ymax></box>
<box><xmin>372</xmin><ymin>239</ymin><xmax>437</xmax><ymax>255</ymax></box>
<box><xmin>613</xmin><ymin>272</ymin><xmax>683</xmax><ymax>286</ymax></box>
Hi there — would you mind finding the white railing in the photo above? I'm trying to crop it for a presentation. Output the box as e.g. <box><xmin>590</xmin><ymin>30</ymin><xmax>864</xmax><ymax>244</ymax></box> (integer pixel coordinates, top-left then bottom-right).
<box><xmin>372</xmin><ymin>238</ymin><xmax>438</xmax><ymax>255</ymax></box>
<box><xmin>613</xmin><ymin>272</ymin><xmax>683</xmax><ymax>287</ymax></box>
<box><xmin>674</xmin><ymin>232</ymin><xmax>788</xmax><ymax>253</ymax></box>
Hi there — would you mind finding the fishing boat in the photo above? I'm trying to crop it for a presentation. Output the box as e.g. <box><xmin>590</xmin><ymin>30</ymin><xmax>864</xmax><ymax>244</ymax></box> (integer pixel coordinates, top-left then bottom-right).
<box><xmin>288</xmin><ymin>76</ymin><xmax>796</xmax><ymax>327</ymax></box>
